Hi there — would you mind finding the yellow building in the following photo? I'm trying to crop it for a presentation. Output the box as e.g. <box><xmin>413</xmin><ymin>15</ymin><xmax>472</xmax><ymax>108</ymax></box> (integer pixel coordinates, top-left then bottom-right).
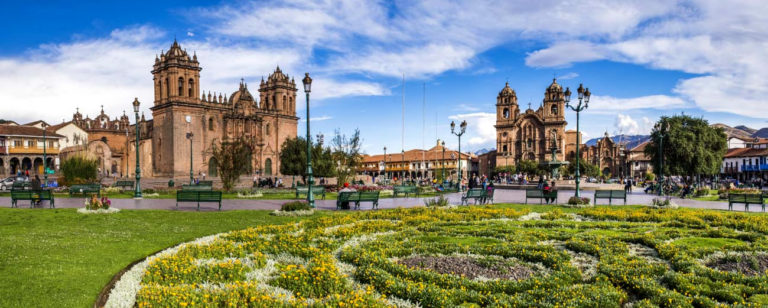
<box><xmin>0</xmin><ymin>124</ymin><xmax>63</xmax><ymax>176</ymax></box>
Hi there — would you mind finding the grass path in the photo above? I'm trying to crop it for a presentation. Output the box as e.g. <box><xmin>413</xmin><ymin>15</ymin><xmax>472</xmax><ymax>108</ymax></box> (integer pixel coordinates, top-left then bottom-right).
<box><xmin>0</xmin><ymin>208</ymin><xmax>318</xmax><ymax>307</ymax></box>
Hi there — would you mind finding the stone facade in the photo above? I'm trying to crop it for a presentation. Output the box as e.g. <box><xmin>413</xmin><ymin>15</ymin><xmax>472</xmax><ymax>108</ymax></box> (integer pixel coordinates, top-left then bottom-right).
<box><xmin>582</xmin><ymin>132</ymin><xmax>628</xmax><ymax>178</ymax></box>
<box><xmin>494</xmin><ymin>79</ymin><xmax>568</xmax><ymax>167</ymax></box>
<box><xmin>136</xmin><ymin>40</ymin><xmax>299</xmax><ymax>178</ymax></box>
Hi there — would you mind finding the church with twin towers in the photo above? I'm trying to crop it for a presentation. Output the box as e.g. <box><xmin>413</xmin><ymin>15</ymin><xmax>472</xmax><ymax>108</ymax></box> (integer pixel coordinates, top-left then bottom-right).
<box><xmin>120</xmin><ymin>40</ymin><xmax>299</xmax><ymax>178</ymax></box>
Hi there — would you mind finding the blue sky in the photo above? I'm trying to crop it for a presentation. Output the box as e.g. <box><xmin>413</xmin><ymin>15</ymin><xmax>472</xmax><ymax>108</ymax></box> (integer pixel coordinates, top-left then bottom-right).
<box><xmin>1</xmin><ymin>0</ymin><xmax>767</xmax><ymax>154</ymax></box>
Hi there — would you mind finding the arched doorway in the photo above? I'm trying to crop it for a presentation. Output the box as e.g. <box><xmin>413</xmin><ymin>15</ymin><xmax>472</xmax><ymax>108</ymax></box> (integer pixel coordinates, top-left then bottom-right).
<box><xmin>264</xmin><ymin>158</ymin><xmax>272</xmax><ymax>176</ymax></box>
<box><xmin>21</xmin><ymin>157</ymin><xmax>32</xmax><ymax>173</ymax></box>
<box><xmin>208</xmin><ymin>157</ymin><xmax>219</xmax><ymax>177</ymax></box>
<box><xmin>34</xmin><ymin>158</ymin><xmax>43</xmax><ymax>174</ymax></box>
<box><xmin>10</xmin><ymin>158</ymin><xmax>20</xmax><ymax>175</ymax></box>
<box><xmin>111</xmin><ymin>161</ymin><xmax>118</xmax><ymax>175</ymax></box>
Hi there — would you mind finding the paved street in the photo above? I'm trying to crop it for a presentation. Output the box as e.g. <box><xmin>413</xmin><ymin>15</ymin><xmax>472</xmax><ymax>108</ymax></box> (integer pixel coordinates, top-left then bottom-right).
<box><xmin>1</xmin><ymin>188</ymin><xmax>763</xmax><ymax>213</ymax></box>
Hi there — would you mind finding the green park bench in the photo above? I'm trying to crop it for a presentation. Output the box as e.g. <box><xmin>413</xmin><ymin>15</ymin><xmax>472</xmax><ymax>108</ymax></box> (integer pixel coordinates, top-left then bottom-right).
<box><xmin>11</xmin><ymin>189</ymin><xmax>54</xmax><ymax>208</ymax></box>
<box><xmin>113</xmin><ymin>180</ymin><xmax>135</xmax><ymax>190</ymax></box>
<box><xmin>176</xmin><ymin>190</ymin><xmax>223</xmax><ymax>211</ymax></box>
<box><xmin>728</xmin><ymin>193</ymin><xmax>765</xmax><ymax>212</ymax></box>
<box><xmin>11</xmin><ymin>181</ymin><xmax>31</xmax><ymax>190</ymax></box>
<box><xmin>525</xmin><ymin>189</ymin><xmax>557</xmax><ymax>204</ymax></box>
<box><xmin>337</xmin><ymin>191</ymin><xmax>380</xmax><ymax>210</ymax></box>
<box><xmin>197</xmin><ymin>180</ymin><xmax>213</xmax><ymax>186</ymax></box>
<box><xmin>181</xmin><ymin>184</ymin><xmax>213</xmax><ymax>191</ymax></box>
<box><xmin>69</xmin><ymin>184</ymin><xmax>101</xmax><ymax>197</ymax></box>
<box><xmin>462</xmin><ymin>188</ymin><xmax>486</xmax><ymax>205</ymax></box>
<box><xmin>594</xmin><ymin>190</ymin><xmax>626</xmax><ymax>205</ymax></box>
<box><xmin>393</xmin><ymin>185</ymin><xmax>418</xmax><ymax>198</ymax></box>
<box><xmin>295</xmin><ymin>186</ymin><xmax>326</xmax><ymax>200</ymax></box>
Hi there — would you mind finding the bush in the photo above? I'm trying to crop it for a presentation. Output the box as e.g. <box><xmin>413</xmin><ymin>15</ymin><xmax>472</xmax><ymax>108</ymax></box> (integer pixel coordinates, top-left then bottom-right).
<box><xmin>568</xmin><ymin>196</ymin><xmax>591</xmax><ymax>205</ymax></box>
<box><xmin>60</xmin><ymin>155</ymin><xmax>98</xmax><ymax>186</ymax></box>
<box><xmin>651</xmin><ymin>197</ymin><xmax>679</xmax><ymax>209</ymax></box>
<box><xmin>425</xmin><ymin>195</ymin><xmax>450</xmax><ymax>207</ymax></box>
<box><xmin>280</xmin><ymin>201</ymin><xmax>311</xmax><ymax>212</ymax></box>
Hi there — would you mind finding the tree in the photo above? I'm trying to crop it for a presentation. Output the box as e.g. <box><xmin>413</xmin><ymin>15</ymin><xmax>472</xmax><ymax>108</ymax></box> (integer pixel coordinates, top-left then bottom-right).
<box><xmin>565</xmin><ymin>158</ymin><xmax>599</xmax><ymax>178</ymax></box>
<box><xmin>210</xmin><ymin>137</ymin><xmax>253</xmax><ymax>191</ymax></box>
<box><xmin>515</xmin><ymin>160</ymin><xmax>541</xmax><ymax>175</ymax></box>
<box><xmin>331</xmin><ymin>129</ymin><xmax>362</xmax><ymax>186</ymax></box>
<box><xmin>279</xmin><ymin>137</ymin><xmax>334</xmax><ymax>184</ymax></box>
<box><xmin>644</xmin><ymin>115</ymin><xmax>727</xmax><ymax>181</ymax></box>
<box><xmin>60</xmin><ymin>155</ymin><xmax>98</xmax><ymax>186</ymax></box>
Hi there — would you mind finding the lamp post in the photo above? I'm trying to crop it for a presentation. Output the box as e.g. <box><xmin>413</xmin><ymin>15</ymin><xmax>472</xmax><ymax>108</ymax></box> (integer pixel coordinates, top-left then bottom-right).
<box><xmin>565</xmin><ymin>83</ymin><xmax>590</xmax><ymax>197</ymax></box>
<box><xmin>450</xmin><ymin>120</ymin><xmax>467</xmax><ymax>191</ymax></box>
<box><xmin>302</xmin><ymin>73</ymin><xmax>315</xmax><ymax>208</ymax></box>
<box><xmin>655</xmin><ymin>121</ymin><xmax>670</xmax><ymax>196</ymax></box>
<box><xmin>41</xmin><ymin>122</ymin><xmax>48</xmax><ymax>187</ymax></box>
<box><xmin>441</xmin><ymin>141</ymin><xmax>446</xmax><ymax>182</ymax></box>
<box><xmin>383</xmin><ymin>146</ymin><xmax>387</xmax><ymax>182</ymax></box>
<box><xmin>185</xmin><ymin>116</ymin><xmax>193</xmax><ymax>184</ymax></box>
<box><xmin>132</xmin><ymin>99</ymin><xmax>142</xmax><ymax>198</ymax></box>
<box><xmin>401</xmin><ymin>150</ymin><xmax>405</xmax><ymax>184</ymax></box>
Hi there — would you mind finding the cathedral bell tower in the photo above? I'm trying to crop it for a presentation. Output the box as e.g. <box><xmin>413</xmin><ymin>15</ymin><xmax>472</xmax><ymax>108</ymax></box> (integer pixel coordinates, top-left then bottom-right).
<box><xmin>496</xmin><ymin>82</ymin><xmax>518</xmax><ymax>123</ymax></box>
<box><xmin>543</xmin><ymin>78</ymin><xmax>566</xmax><ymax>122</ymax></box>
<box><xmin>151</xmin><ymin>39</ymin><xmax>202</xmax><ymax>105</ymax></box>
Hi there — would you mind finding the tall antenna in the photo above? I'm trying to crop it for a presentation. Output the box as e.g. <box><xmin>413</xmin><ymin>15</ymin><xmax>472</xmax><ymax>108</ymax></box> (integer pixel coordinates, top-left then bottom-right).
<box><xmin>422</xmin><ymin>82</ymin><xmax>426</xmax><ymax>177</ymax></box>
<box><xmin>402</xmin><ymin>73</ymin><xmax>405</xmax><ymax>155</ymax></box>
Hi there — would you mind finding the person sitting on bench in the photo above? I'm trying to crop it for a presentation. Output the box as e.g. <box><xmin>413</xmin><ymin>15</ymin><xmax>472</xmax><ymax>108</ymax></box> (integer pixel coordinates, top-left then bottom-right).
<box><xmin>545</xmin><ymin>181</ymin><xmax>556</xmax><ymax>204</ymax></box>
<box><xmin>542</xmin><ymin>182</ymin><xmax>552</xmax><ymax>204</ymax></box>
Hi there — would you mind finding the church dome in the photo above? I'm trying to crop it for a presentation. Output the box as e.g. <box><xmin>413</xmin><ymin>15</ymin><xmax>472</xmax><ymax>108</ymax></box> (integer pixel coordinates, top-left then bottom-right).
<box><xmin>546</xmin><ymin>78</ymin><xmax>562</xmax><ymax>92</ymax></box>
<box><xmin>498</xmin><ymin>82</ymin><xmax>516</xmax><ymax>97</ymax></box>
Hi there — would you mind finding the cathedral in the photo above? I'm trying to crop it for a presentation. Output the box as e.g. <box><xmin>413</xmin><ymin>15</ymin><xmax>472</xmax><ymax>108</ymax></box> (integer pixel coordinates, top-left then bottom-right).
<box><xmin>120</xmin><ymin>40</ymin><xmax>299</xmax><ymax>178</ymax></box>
<box><xmin>494</xmin><ymin>79</ymin><xmax>568</xmax><ymax>167</ymax></box>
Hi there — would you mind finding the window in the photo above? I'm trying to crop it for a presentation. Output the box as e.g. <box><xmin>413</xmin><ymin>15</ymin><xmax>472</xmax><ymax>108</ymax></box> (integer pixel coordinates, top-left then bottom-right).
<box><xmin>502</xmin><ymin>145</ymin><xmax>508</xmax><ymax>152</ymax></box>
<box><xmin>178</xmin><ymin>77</ymin><xmax>184</xmax><ymax>96</ymax></box>
<box><xmin>208</xmin><ymin>118</ymin><xmax>214</xmax><ymax>131</ymax></box>
<box><xmin>265</xmin><ymin>123</ymin><xmax>270</xmax><ymax>136</ymax></box>
<box><xmin>158</xmin><ymin>80</ymin><xmax>162</xmax><ymax>98</ymax></box>
<box><xmin>165</xmin><ymin>78</ymin><xmax>169</xmax><ymax>98</ymax></box>
<box><xmin>551</xmin><ymin>105</ymin><xmax>558</xmax><ymax>115</ymax></box>
<box><xmin>283</xmin><ymin>95</ymin><xmax>287</xmax><ymax>110</ymax></box>
<box><xmin>27</xmin><ymin>140</ymin><xmax>35</xmax><ymax>148</ymax></box>
<box><xmin>49</xmin><ymin>141</ymin><xmax>54</xmax><ymax>148</ymax></box>
<box><xmin>503</xmin><ymin>108</ymin><xmax>509</xmax><ymax>119</ymax></box>
<box><xmin>188</xmin><ymin>79</ymin><xmax>194</xmax><ymax>97</ymax></box>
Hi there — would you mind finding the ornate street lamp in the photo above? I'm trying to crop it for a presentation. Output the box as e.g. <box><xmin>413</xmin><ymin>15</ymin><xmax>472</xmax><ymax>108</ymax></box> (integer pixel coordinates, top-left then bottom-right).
<box><xmin>132</xmin><ymin>98</ymin><xmax>142</xmax><ymax>198</ymax></box>
<box><xmin>383</xmin><ymin>146</ymin><xmax>387</xmax><ymax>182</ymax></box>
<box><xmin>655</xmin><ymin>121</ymin><xmax>670</xmax><ymax>196</ymax></box>
<box><xmin>565</xmin><ymin>83</ymin><xmax>590</xmax><ymax>197</ymax></box>
<box><xmin>441</xmin><ymin>141</ymin><xmax>446</xmax><ymax>182</ymax></box>
<box><xmin>302</xmin><ymin>73</ymin><xmax>315</xmax><ymax>208</ymax></box>
<box><xmin>450</xmin><ymin>120</ymin><xmax>467</xmax><ymax>191</ymax></box>
<box><xmin>41</xmin><ymin>122</ymin><xmax>48</xmax><ymax>187</ymax></box>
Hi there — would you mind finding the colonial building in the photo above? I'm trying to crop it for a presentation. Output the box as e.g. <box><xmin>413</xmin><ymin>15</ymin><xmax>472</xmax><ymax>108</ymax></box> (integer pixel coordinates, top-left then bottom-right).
<box><xmin>359</xmin><ymin>140</ymin><xmax>474</xmax><ymax>181</ymax></box>
<box><xmin>721</xmin><ymin>138</ymin><xmax>768</xmax><ymax>182</ymax></box>
<box><xmin>582</xmin><ymin>132</ymin><xmax>628</xmax><ymax>178</ymax></box>
<box><xmin>628</xmin><ymin>141</ymin><xmax>653</xmax><ymax>178</ymax></box>
<box><xmin>494</xmin><ymin>79</ymin><xmax>568</xmax><ymax>168</ymax></box>
<box><xmin>120</xmin><ymin>40</ymin><xmax>299</xmax><ymax>178</ymax></box>
<box><xmin>0</xmin><ymin>125</ymin><xmax>63</xmax><ymax>175</ymax></box>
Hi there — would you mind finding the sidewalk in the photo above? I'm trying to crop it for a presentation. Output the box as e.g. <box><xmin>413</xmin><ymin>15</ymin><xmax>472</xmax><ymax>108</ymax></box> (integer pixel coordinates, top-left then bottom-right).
<box><xmin>0</xmin><ymin>189</ymin><xmax>762</xmax><ymax>213</ymax></box>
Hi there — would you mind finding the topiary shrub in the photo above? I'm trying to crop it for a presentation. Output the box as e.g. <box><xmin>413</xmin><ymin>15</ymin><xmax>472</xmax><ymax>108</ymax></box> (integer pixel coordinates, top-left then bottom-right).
<box><xmin>566</xmin><ymin>196</ymin><xmax>592</xmax><ymax>208</ymax></box>
<box><xmin>60</xmin><ymin>155</ymin><xmax>98</xmax><ymax>186</ymax></box>
<box><xmin>280</xmin><ymin>201</ymin><xmax>311</xmax><ymax>212</ymax></box>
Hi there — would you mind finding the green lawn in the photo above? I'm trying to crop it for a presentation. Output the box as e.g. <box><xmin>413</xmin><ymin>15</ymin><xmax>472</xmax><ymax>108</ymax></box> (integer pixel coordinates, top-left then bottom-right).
<box><xmin>0</xmin><ymin>208</ymin><xmax>323</xmax><ymax>307</ymax></box>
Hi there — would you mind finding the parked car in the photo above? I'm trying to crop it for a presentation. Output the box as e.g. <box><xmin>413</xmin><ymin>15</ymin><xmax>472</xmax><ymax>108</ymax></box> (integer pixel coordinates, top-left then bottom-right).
<box><xmin>0</xmin><ymin>177</ymin><xmax>15</xmax><ymax>191</ymax></box>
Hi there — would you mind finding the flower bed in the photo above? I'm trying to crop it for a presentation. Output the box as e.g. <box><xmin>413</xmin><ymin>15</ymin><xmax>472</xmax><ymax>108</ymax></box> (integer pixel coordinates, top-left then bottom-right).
<box><xmin>109</xmin><ymin>206</ymin><xmax>768</xmax><ymax>307</ymax></box>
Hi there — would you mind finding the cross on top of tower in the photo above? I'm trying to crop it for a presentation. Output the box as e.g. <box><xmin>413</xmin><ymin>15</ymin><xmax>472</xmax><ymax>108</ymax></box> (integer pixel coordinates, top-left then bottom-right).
<box><xmin>528</xmin><ymin>102</ymin><xmax>531</xmax><ymax>110</ymax></box>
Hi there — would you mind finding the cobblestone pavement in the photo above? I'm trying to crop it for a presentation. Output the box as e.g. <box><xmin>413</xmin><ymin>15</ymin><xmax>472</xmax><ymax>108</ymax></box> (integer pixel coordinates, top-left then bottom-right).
<box><xmin>0</xmin><ymin>189</ymin><xmax>763</xmax><ymax>213</ymax></box>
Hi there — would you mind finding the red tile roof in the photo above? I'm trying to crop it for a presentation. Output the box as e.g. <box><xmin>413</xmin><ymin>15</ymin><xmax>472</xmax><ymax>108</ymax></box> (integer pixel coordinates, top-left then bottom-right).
<box><xmin>0</xmin><ymin>124</ymin><xmax>63</xmax><ymax>138</ymax></box>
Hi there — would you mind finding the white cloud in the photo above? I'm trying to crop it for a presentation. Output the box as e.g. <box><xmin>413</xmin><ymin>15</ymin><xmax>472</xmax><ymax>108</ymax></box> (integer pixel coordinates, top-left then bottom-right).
<box><xmin>447</xmin><ymin>112</ymin><xmax>496</xmax><ymax>148</ymax></box>
<box><xmin>186</xmin><ymin>31</ymin><xmax>195</xmax><ymax>37</ymax></box>
<box><xmin>587</xmin><ymin>95</ymin><xmax>688</xmax><ymax>111</ymax></box>
<box><xmin>558</xmin><ymin>72</ymin><xmax>579</xmax><ymax>80</ymax></box>
<box><xmin>299</xmin><ymin>115</ymin><xmax>333</xmax><ymax>122</ymax></box>
<box><xmin>524</xmin><ymin>1</ymin><xmax>768</xmax><ymax>118</ymax></box>
<box><xmin>614</xmin><ymin>114</ymin><xmax>640</xmax><ymax>135</ymax></box>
